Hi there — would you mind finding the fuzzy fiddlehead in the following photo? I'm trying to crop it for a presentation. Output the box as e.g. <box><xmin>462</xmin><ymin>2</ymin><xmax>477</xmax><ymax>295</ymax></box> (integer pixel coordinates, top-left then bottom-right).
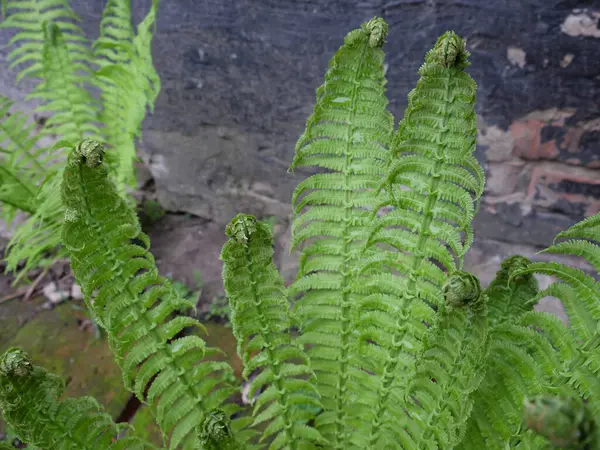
<box><xmin>0</xmin><ymin>348</ymin><xmax>159</xmax><ymax>450</ymax></box>
<box><xmin>523</xmin><ymin>395</ymin><xmax>597</xmax><ymax>449</ymax></box>
<box><xmin>396</xmin><ymin>271</ymin><xmax>488</xmax><ymax>449</ymax></box>
<box><xmin>286</xmin><ymin>15</ymin><xmax>394</xmax><ymax>448</ymax></box>
<box><xmin>0</xmin><ymin>347</ymin><xmax>32</xmax><ymax>377</ymax></box>
<box><xmin>221</xmin><ymin>213</ymin><xmax>324</xmax><ymax>449</ymax></box>
<box><xmin>197</xmin><ymin>409</ymin><xmax>239</xmax><ymax>450</ymax></box>
<box><xmin>60</xmin><ymin>139</ymin><xmax>249</xmax><ymax>450</ymax></box>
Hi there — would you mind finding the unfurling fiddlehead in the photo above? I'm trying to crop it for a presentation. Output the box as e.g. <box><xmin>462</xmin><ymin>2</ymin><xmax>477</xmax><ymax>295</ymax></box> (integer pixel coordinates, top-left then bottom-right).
<box><xmin>523</xmin><ymin>395</ymin><xmax>597</xmax><ymax>449</ymax></box>
<box><xmin>197</xmin><ymin>408</ymin><xmax>239</xmax><ymax>450</ymax></box>
<box><xmin>0</xmin><ymin>347</ymin><xmax>33</xmax><ymax>378</ymax></box>
<box><xmin>443</xmin><ymin>270</ymin><xmax>484</xmax><ymax>311</ymax></box>
<box><xmin>0</xmin><ymin>348</ymin><xmax>158</xmax><ymax>450</ymax></box>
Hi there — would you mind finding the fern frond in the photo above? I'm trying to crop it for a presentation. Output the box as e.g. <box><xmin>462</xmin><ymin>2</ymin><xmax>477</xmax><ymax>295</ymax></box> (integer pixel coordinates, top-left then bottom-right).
<box><xmin>221</xmin><ymin>214</ymin><xmax>325</xmax><ymax>449</ymax></box>
<box><xmin>0</xmin><ymin>95</ymin><xmax>46</xmax><ymax>220</ymax></box>
<box><xmin>93</xmin><ymin>0</ymin><xmax>135</xmax><ymax>67</ymax></box>
<box><xmin>461</xmin><ymin>254</ymin><xmax>572</xmax><ymax>449</ymax></box>
<box><xmin>354</xmin><ymin>31</ymin><xmax>484</xmax><ymax>448</ymax></box>
<box><xmin>59</xmin><ymin>140</ymin><xmax>252</xmax><ymax>450</ymax></box>
<box><xmin>392</xmin><ymin>272</ymin><xmax>489</xmax><ymax>449</ymax></box>
<box><xmin>3</xmin><ymin>21</ymin><xmax>101</xmax><ymax>284</ymax></box>
<box><xmin>510</xmin><ymin>213</ymin><xmax>600</xmax><ymax>415</ymax></box>
<box><xmin>287</xmin><ymin>16</ymin><xmax>394</xmax><ymax>448</ymax></box>
<box><xmin>485</xmin><ymin>255</ymin><xmax>538</xmax><ymax>327</ymax></box>
<box><xmin>92</xmin><ymin>0</ymin><xmax>161</xmax><ymax>191</ymax></box>
<box><xmin>0</xmin><ymin>0</ymin><xmax>90</xmax><ymax>84</ymax></box>
<box><xmin>0</xmin><ymin>347</ymin><xmax>161</xmax><ymax>450</ymax></box>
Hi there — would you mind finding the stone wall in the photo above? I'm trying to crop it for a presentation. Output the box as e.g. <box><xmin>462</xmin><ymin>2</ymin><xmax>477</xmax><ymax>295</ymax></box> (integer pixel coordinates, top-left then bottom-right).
<box><xmin>1</xmin><ymin>1</ymin><xmax>599</xmax><ymax>301</ymax></box>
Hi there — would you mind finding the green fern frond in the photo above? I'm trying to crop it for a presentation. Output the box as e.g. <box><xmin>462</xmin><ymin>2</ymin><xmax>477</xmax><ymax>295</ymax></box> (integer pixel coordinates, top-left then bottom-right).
<box><xmin>0</xmin><ymin>94</ymin><xmax>46</xmax><ymax>220</ymax></box>
<box><xmin>59</xmin><ymin>140</ymin><xmax>251</xmax><ymax>450</ymax></box>
<box><xmin>4</xmin><ymin>22</ymin><xmax>102</xmax><ymax>284</ymax></box>
<box><xmin>287</xmin><ymin>16</ymin><xmax>394</xmax><ymax>448</ymax></box>
<box><xmin>92</xmin><ymin>0</ymin><xmax>161</xmax><ymax>190</ymax></box>
<box><xmin>353</xmin><ymin>31</ymin><xmax>485</xmax><ymax>448</ymax></box>
<box><xmin>0</xmin><ymin>0</ymin><xmax>90</xmax><ymax>84</ymax></box>
<box><xmin>460</xmin><ymin>316</ymin><xmax>571</xmax><ymax>449</ymax></box>
<box><xmin>28</xmin><ymin>22</ymin><xmax>102</xmax><ymax>142</ymax></box>
<box><xmin>461</xmin><ymin>255</ymin><xmax>569</xmax><ymax>449</ymax></box>
<box><xmin>93</xmin><ymin>0</ymin><xmax>135</xmax><ymax>66</ymax></box>
<box><xmin>221</xmin><ymin>213</ymin><xmax>325</xmax><ymax>449</ymax></box>
<box><xmin>393</xmin><ymin>271</ymin><xmax>488</xmax><ymax>449</ymax></box>
<box><xmin>510</xmin><ymin>213</ymin><xmax>600</xmax><ymax>415</ymax></box>
<box><xmin>0</xmin><ymin>347</ymin><xmax>161</xmax><ymax>450</ymax></box>
<box><xmin>485</xmin><ymin>255</ymin><xmax>538</xmax><ymax>327</ymax></box>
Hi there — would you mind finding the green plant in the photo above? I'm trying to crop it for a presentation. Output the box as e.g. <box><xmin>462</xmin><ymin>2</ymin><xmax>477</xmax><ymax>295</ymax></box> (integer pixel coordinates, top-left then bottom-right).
<box><xmin>205</xmin><ymin>295</ymin><xmax>231</xmax><ymax>325</ymax></box>
<box><xmin>0</xmin><ymin>0</ymin><xmax>160</xmax><ymax>284</ymax></box>
<box><xmin>1</xmin><ymin>17</ymin><xmax>599</xmax><ymax>450</ymax></box>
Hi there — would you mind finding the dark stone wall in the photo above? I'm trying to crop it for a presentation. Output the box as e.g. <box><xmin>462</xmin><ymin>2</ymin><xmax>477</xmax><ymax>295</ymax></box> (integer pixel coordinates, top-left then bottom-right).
<box><xmin>1</xmin><ymin>0</ymin><xmax>599</xmax><ymax>251</ymax></box>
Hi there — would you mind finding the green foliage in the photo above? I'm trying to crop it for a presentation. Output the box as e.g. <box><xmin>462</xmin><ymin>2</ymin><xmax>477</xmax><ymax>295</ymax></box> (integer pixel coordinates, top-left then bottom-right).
<box><xmin>0</xmin><ymin>347</ymin><xmax>158</xmax><ymax>450</ymax></box>
<box><xmin>1</xmin><ymin>15</ymin><xmax>599</xmax><ymax>450</ymax></box>
<box><xmin>0</xmin><ymin>0</ymin><xmax>160</xmax><ymax>284</ymax></box>
<box><xmin>222</xmin><ymin>213</ymin><xmax>325</xmax><ymax>449</ymax></box>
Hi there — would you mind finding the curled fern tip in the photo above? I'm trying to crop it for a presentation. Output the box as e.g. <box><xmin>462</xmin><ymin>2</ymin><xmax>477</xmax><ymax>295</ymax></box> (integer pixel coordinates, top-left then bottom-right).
<box><xmin>197</xmin><ymin>408</ymin><xmax>237</xmax><ymax>450</ymax></box>
<box><xmin>0</xmin><ymin>347</ymin><xmax>33</xmax><ymax>377</ymax></box>
<box><xmin>430</xmin><ymin>31</ymin><xmax>469</xmax><ymax>68</ymax></box>
<box><xmin>443</xmin><ymin>271</ymin><xmax>483</xmax><ymax>309</ymax></box>
<box><xmin>73</xmin><ymin>139</ymin><xmax>105</xmax><ymax>168</ymax></box>
<box><xmin>225</xmin><ymin>213</ymin><xmax>259</xmax><ymax>245</ymax></box>
<box><xmin>363</xmin><ymin>16</ymin><xmax>388</xmax><ymax>48</ymax></box>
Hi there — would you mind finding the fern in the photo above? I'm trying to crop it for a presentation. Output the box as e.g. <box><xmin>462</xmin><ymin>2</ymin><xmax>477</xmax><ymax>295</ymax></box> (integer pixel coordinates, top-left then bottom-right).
<box><xmin>348</xmin><ymin>31</ymin><xmax>485</xmax><ymax>448</ymax></box>
<box><xmin>510</xmin><ymin>215</ymin><xmax>600</xmax><ymax>416</ymax></box>
<box><xmin>221</xmin><ymin>214</ymin><xmax>325</xmax><ymax>449</ymax></box>
<box><xmin>0</xmin><ymin>94</ymin><xmax>47</xmax><ymax>221</ymax></box>
<box><xmin>0</xmin><ymin>0</ymin><xmax>159</xmax><ymax>283</ymax></box>
<box><xmin>59</xmin><ymin>140</ymin><xmax>253</xmax><ymax>450</ymax></box>
<box><xmin>395</xmin><ymin>271</ymin><xmax>489</xmax><ymax>449</ymax></box>
<box><xmin>287</xmin><ymin>17</ymin><xmax>394</xmax><ymax>448</ymax></box>
<box><xmin>0</xmin><ymin>347</ymin><xmax>160</xmax><ymax>449</ymax></box>
<box><xmin>92</xmin><ymin>0</ymin><xmax>161</xmax><ymax>191</ymax></box>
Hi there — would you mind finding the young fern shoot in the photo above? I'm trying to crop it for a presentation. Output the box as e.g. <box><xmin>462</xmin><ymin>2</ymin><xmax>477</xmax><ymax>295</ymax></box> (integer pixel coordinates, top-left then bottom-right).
<box><xmin>221</xmin><ymin>214</ymin><xmax>325</xmax><ymax>449</ymax></box>
<box><xmin>287</xmin><ymin>16</ymin><xmax>394</xmax><ymax>448</ymax></box>
<box><xmin>59</xmin><ymin>140</ymin><xmax>252</xmax><ymax>450</ymax></box>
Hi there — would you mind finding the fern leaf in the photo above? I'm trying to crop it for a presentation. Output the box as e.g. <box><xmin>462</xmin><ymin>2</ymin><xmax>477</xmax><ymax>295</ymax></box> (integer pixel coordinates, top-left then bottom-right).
<box><xmin>485</xmin><ymin>255</ymin><xmax>538</xmax><ymax>327</ymax></box>
<box><xmin>3</xmin><ymin>21</ymin><xmax>103</xmax><ymax>283</ymax></box>
<box><xmin>510</xmin><ymin>213</ymin><xmax>600</xmax><ymax>415</ymax></box>
<box><xmin>92</xmin><ymin>0</ymin><xmax>161</xmax><ymax>191</ymax></box>
<box><xmin>287</xmin><ymin>16</ymin><xmax>394</xmax><ymax>448</ymax></box>
<box><xmin>393</xmin><ymin>272</ymin><xmax>489</xmax><ymax>449</ymax></box>
<box><xmin>0</xmin><ymin>347</ymin><xmax>161</xmax><ymax>450</ymax></box>
<box><xmin>0</xmin><ymin>96</ymin><xmax>43</xmax><ymax>219</ymax></box>
<box><xmin>0</xmin><ymin>0</ymin><xmax>90</xmax><ymax>84</ymax></box>
<box><xmin>221</xmin><ymin>213</ymin><xmax>325</xmax><ymax>449</ymax></box>
<box><xmin>354</xmin><ymin>31</ymin><xmax>484</xmax><ymax>448</ymax></box>
<box><xmin>59</xmin><ymin>140</ymin><xmax>251</xmax><ymax>450</ymax></box>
